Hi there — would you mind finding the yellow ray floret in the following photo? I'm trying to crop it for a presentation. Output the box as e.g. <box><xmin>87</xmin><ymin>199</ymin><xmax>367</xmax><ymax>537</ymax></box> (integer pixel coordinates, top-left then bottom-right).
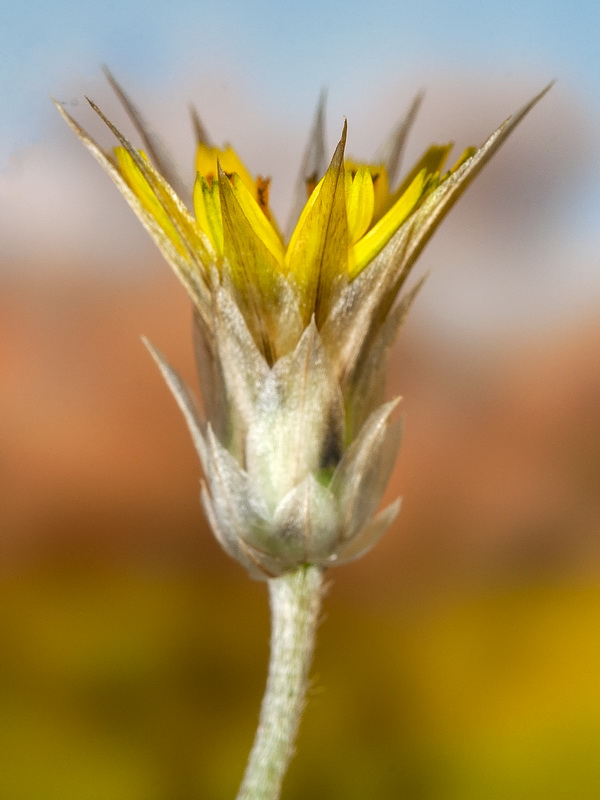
<box><xmin>114</xmin><ymin>146</ymin><xmax>209</xmax><ymax>263</ymax></box>
<box><xmin>349</xmin><ymin>168</ymin><xmax>428</xmax><ymax>278</ymax></box>
<box><xmin>345</xmin><ymin>166</ymin><xmax>375</xmax><ymax>245</ymax></box>
<box><xmin>115</xmin><ymin>147</ymin><xmax>187</xmax><ymax>253</ymax></box>
<box><xmin>58</xmin><ymin>83</ymin><xmax>551</xmax><ymax>361</ymax></box>
<box><xmin>196</xmin><ymin>143</ymin><xmax>256</xmax><ymax>195</ymax></box>
<box><xmin>114</xmin><ymin>130</ymin><xmax>472</xmax><ymax>311</ymax></box>
<box><xmin>344</xmin><ymin>160</ymin><xmax>390</xmax><ymax>223</ymax></box>
<box><xmin>193</xmin><ymin>175</ymin><xmax>223</xmax><ymax>255</ymax></box>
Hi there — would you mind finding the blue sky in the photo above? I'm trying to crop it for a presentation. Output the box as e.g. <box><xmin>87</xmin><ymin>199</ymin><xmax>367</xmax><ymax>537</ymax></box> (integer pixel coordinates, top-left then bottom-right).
<box><xmin>2</xmin><ymin>0</ymin><xmax>600</xmax><ymax>156</ymax></box>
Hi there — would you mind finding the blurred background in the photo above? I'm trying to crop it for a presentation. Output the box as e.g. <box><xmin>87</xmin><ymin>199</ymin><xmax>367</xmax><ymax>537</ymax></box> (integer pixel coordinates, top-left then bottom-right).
<box><xmin>1</xmin><ymin>1</ymin><xmax>600</xmax><ymax>798</ymax></box>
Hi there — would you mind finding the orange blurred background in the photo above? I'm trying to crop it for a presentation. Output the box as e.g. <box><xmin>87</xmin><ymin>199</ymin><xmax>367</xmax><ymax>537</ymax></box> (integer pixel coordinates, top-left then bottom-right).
<box><xmin>1</xmin><ymin>78</ymin><xmax>600</xmax><ymax>799</ymax></box>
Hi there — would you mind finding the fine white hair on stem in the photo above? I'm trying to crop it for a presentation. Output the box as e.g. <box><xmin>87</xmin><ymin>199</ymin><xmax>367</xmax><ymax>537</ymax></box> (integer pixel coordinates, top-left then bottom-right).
<box><xmin>236</xmin><ymin>565</ymin><xmax>325</xmax><ymax>800</ymax></box>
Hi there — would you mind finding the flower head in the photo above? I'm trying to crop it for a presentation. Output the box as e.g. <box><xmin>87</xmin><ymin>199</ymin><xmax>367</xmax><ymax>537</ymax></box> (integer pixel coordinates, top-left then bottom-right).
<box><xmin>57</xmin><ymin>78</ymin><xmax>550</xmax><ymax>579</ymax></box>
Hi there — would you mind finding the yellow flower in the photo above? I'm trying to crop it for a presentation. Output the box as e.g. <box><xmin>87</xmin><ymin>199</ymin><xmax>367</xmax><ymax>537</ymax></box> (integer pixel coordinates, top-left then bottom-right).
<box><xmin>57</xmin><ymin>80</ymin><xmax>550</xmax><ymax>578</ymax></box>
<box><xmin>112</xmin><ymin>121</ymin><xmax>473</xmax><ymax>326</ymax></box>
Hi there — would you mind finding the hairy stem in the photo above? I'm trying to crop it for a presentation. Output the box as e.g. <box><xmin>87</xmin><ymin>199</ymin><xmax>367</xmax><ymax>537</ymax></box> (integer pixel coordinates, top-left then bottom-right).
<box><xmin>236</xmin><ymin>564</ymin><xmax>325</xmax><ymax>800</ymax></box>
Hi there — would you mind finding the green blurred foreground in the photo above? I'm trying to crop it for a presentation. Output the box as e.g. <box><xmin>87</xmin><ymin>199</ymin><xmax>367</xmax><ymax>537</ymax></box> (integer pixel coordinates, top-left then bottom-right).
<box><xmin>0</xmin><ymin>567</ymin><xmax>599</xmax><ymax>800</ymax></box>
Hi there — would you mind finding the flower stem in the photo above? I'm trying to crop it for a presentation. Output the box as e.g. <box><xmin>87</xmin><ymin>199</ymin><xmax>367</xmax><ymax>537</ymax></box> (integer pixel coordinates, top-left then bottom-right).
<box><xmin>236</xmin><ymin>565</ymin><xmax>324</xmax><ymax>800</ymax></box>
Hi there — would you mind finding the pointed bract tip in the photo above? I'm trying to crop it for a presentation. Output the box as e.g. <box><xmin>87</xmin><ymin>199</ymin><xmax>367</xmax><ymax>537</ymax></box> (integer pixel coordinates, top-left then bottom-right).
<box><xmin>330</xmin><ymin>118</ymin><xmax>348</xmax><ymax>165</ymax></box>
<box><xmin>316</xmin><ymin>87</ymin><xmax>328</xmax><ymax>115</ymax></box>
<box><xmin>85</xmin><ymin>95</ymin><xmax>100</xmax><ymax>113</ymax></box>
<box><xmin>101</xmin><ymin>64</ymin><xmax>116</xmax><ymax>85</ymax></box>
<box><xmin>511</xmin><ymin>80</ymin><xmax>555</xmax><ymax>121</ymax></box>
<box><xmin>190</xmin><ymin>104</ymin><xmax>211</xmax><ymax>146</ymax></box>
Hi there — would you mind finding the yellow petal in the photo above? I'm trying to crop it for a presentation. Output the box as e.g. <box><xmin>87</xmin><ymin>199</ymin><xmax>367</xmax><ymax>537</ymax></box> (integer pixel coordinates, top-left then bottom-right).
<box><xmin>345</xmin><ymin>166</ymin><xmax>375</xmax><ymax>244</ymax></box>
<box><xmin>193</xmin><ymin>174</ymin><xmax>223</xmax><ymax>255</ymax></box>
<box><xmin>285</xmin><ymin>123</ymin><xmax>349</xmax><ymax>322</ymax></box>
<box><xmin>445</xmin><ymin>146</ymin><xmax>477</xmax><ymax>176</ymax></box>
<box><xmin>285</xmin><ymin>173</ymin><xmax>324</xmax><ymax>256</ymax></box>
<box><xmin>350</xmin><ymin>168</ymin><xmax>428</xmax><ymax>278</ymax></box>
<box><xmin>56</xmin><ymin>100</ymin><xmax>211</xmax><ymax>315</ymax></box>
<box><xmin>370</xmin><ymin>165</ymin><xmax>391</xmax><ymax>221</ymax></box>
<box><xmin>388</xmin><ymin>143</ymin><xmax>453</xmax><ymax>210</ymax></box>
<box><xmin>115</xmin><ymin>147</ymin><xmax>189</xmax><ymax>256</ymax></box>
<box><xmin>196</xmin><ymin>142</ymin><xmax>256</xmax><ymax>195</ymax></box>
<box><xmin>345</xmin><ymin>159</ymin><xmax>390</xmax><ymax>223</ymax></box>
<box><xmin>229</xmin><ymin>173</ymin><xmax>285</xmax><ymax>265</ymax></box>
<box><xmin>218</xmin><ymin>166</ymin><xmax>289</xmax><ymax>361</ymax></box>
<box><xmin>219</xmin><ymin>165</ymin><xmax>282</xmax><ymax>292</ymax></box>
